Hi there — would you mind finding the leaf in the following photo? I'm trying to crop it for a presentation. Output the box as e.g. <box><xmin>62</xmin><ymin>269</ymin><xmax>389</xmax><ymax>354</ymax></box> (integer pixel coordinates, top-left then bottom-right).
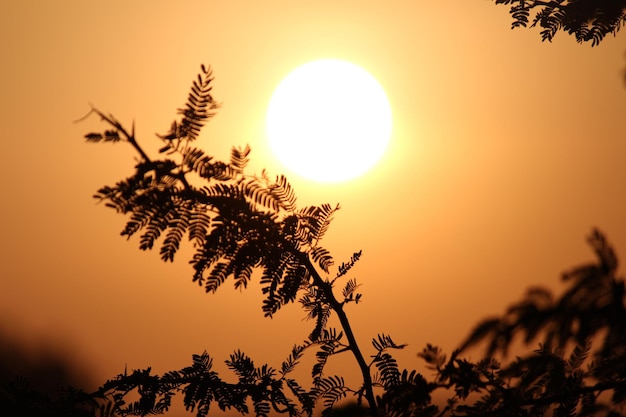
<box><xmin>373</xmin><ymin>353</ymin><xmax>401</xmax><ymax>388</ymax></box>
<box><xmin>226</xmin><ymin>350</ymin><xmax>256</xmax><ymax>384</ymax></box>
<box><xmin>311</xmin><ymin>246</ymin><xmax>333</xmax><ymax>273</ymax></box>
<box><xmin>335</xmin><ymin>251</ymin><xmax>362</xmax><ymax>280</ymax></box>
<box><xmin>309</xmin><ymin>301</ymin><xmax>331</xmax><ymax>342</ymax></box>
<box><xmin>311</xmin><ymin>329</ymin><xmax>343</xmax><ymax>381</ymax></box>
<box><xmin>286</xmin><ymin>378</ymin><xmax>315</xmax><ymax>414</ymax></box>
<box><xmin>230</xmin><ymin>145</ymin><xmax>250</xmax><ymax>175</ymax></box>
<box><xmin>177</xmin><ymin>65</ymin><xmax>220</xmax><ymax>142</ymax></box>
<box><xmin>280</xmin><ymin>344</ymin><xmax>306</xmax><ymax>375</ymax></box>
<box><xmin>268</xmin><ymin>175</ymin><xmax>297</xmax><ymax>212</ymax></box>
<box><xmin>279</xmin><ymin>262</ymin><xmax>307</xmax><ymax>304</ymax></box>
<box><xmin>160</xmin><ymin>209</ymin><xmax>191</xmax><ymax>262</ymax></box>
<box><xmin>188</xmin><ymin>210</ymin><xmax>211</xmax><ymax>247</ymax></box>
<box><xmin>341</xmin><ymin>278</ymin><xmax>360</xmax><ymax>300</ymax></box>
<box><xmin>233</xmin><ymin>264</ymin><xmax>254</xmax><ymax>290</ymax></box>
<box><xmin>372</xmin><ymin>333</ymin><xmax>407</xmax><ymax>352</ymax></box>
<box><xmin>296</xmin><ymin>203</ymin><xmax>340</xmax><ymax>246</ymax></box>
<box><xmin>104</xmin><ymin>129</ymin><xmax>120</xmax><ymax>142</ymax></box>
<box><xmin>205</xmin><ymin>262</ymin><xmax>229</xmax><ymax>293</ymax></box>
<box><xmin>417</xmin><ymin>344</ymin><xmax>447</xmax><ymax>370</ymax></box>
<box><xmin>312</xmin><ymin>375</ymin><xmax>347</xmax><ymax>415</ymax></box>
<box><xmin>496</xmin><ymin>0</ymin><xmax>626</xmax><ymax>45</ymax></box>
<box><xmin>567</xmin><ymin>339</ymin><xmax>591</xmax><ymax>372</ymax></box>
<box><xmin>85</xmin><ymin>132</ymin><xmax>103</xmax><ymax>142</ymax></box>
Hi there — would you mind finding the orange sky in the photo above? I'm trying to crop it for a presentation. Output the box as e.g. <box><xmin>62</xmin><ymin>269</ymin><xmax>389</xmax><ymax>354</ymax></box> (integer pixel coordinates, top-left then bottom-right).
<box><xmin>1</xmin><ymin>0</ymin><xmax>626</xmax><ymax>411</ymax></box>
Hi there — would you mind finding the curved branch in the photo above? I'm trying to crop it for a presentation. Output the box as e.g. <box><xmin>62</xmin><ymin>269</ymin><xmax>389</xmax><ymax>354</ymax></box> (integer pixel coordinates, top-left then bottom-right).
<box><xmin>83</xmin><ymin>105</ymin><xmax>379</xmax><ymax>414</ymax></box>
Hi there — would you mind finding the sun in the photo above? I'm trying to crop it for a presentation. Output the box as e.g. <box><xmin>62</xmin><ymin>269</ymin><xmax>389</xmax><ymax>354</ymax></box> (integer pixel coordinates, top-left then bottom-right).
<box><xmin>266</xmin><ymin>59</ymin><xmax>392</xmax><ymax>183</ymax></box>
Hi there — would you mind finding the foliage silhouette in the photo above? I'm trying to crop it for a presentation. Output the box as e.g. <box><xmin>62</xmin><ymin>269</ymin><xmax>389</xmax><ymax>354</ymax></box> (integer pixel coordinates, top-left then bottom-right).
<box><xmin>76</xmin><ymin>66</ymin><xmax>626</xmax><ymax>417</ymax></box>
<box><xmin>493</xmin><ymin>0</ymin><xmax>626</xmax><ymax>45</ymax></box>
<box><xmin>79</xmin><ymin>65</ymin><xmax>377</xmax><ymax>415</ymax></box>
<box><xmin>0</xmin><ymin>328</ymin><xmax>98</xmax><ymax>417</ymax></box>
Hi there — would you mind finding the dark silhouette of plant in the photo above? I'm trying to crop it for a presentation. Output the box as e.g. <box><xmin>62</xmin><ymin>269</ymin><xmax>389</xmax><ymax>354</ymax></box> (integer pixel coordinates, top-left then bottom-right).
<box><xmin>77</xmin><ymin>66</ymin><xmax>626</xmax><ymax>417</ymax></box>
<box><xmin>0</xmin><ymin>328</ymin><xmax>100</xmax><ymax>417</ymax></box>
<box><xmin>447</xmin><ymin>228</ymin><xmax>626</xmax><ymax>417</ymax></box>
<box><xmin>79</xmin><ymin>65</ymin><xmax>381</xmax><ymax>416</ymax></box>
<box><xmin>494</xmin><ymin>0</ymin><xmax>626</xmax><ymax>45</ymax></box>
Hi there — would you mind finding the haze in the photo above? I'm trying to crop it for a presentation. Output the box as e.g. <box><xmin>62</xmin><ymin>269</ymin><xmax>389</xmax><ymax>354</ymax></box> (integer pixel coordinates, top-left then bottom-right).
<box><xmin>1</xmin><ymin>0</ymin><xmax>625</xmax><ymax>411</ymax></box>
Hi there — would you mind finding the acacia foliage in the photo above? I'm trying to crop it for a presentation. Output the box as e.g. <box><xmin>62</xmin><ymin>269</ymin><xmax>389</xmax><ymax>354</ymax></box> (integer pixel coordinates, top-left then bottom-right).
<box><xmin>450</xmin><ymin>228</ymin><xmax>626</xmax><ymax>417</ymax></box>
<box><xmin>83</xmin><ymin>65</ymin><xmax>340</xmax><ymax>319</ymax></box>
<box><xmin>495</xmin><ymin>0</ymin><xmax>626</xmax><ymax>45</ymax></box>
<box><xmin>78</xmin><ymin>66</ymin><xmax>626</xmax><ymax>417</ymax></box>
<box><xmin>88</xmin><ymin>225</ymin><xmax>626</xmax><ymax>417</ymax></box>
<box><xmin>80</xmin><ymin>65</ymin><xmax>376</xmax><ymax>416</ymax></box>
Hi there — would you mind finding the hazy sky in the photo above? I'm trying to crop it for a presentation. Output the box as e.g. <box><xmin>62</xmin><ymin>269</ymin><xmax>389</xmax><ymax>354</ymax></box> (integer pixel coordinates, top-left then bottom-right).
<box><xmin>2</xmin><ymin>0</ymin><xmax>625</xmax><ymax>408</ymax></box>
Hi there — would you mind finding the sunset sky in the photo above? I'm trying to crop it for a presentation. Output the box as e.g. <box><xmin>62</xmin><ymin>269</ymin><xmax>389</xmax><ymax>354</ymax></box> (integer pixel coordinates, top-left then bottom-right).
<box><xmin>2</xmin><ymin>0</ymin><xmax>626</xmax><ymax>411</ymax></box>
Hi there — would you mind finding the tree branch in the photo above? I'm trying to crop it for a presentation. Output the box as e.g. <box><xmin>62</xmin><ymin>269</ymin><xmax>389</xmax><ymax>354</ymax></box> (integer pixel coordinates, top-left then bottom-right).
<box><xmin>297</xmin><ymin>252</ymin><xmax>379</xmax><ymax>414</ymax></box>
<box><xmin>87</xmin><ymin>106</ymin><xmax>152</xmax><ymax>163</ymax></box>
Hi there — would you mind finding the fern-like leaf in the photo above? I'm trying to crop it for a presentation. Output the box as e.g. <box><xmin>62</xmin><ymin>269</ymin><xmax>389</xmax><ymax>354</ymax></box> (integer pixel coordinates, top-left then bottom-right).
<box><xmin>372</xmin><ymin>333</ymin><xmax>407</xmax><ymax>353</ymax></box>
<box><xmin>226</xmin><ymin>350</ymin><xmax>256</xmax><ymax>384</ymax></box>
<box><xmin>205</xmin><ymin>261</ymin><xmax>230</xmax><ymax>293</ymax></box>
<box><xmin>312</xmin><ymin>375</ymin><xmax>347</xmax><ymax>416</ymax></box>
<box><xmin>286</xmin><ymin>378</ymin><xmax>315</xmax><ymax>415</ymax></box>
<box><xmin>374</xmin><ymin>353</ymin><xmax>401</xmax><ymax>388</ymax></box>
<box><xmin>281</xmin><ymin>344</ymin><xmax>307</xmax><ymax>376</ymax></box>
<box><xmin>178</xmin><ymin>65</ymin><xmax>220</xmax><ymax>142</ymax></box>
<box><xmin>311</xmin><ymin>329</ymin><xmax>343</xmax><ymax>382</ymax></box>
<box><xmin>335</xmin><ymin>251</ymin><xmax>362</xmax><ymax>280</ymax></box>
<box><xmin>188</xmin><ymin>210</ymin><xmax>211</xmax><ymax>247</ymax></box>
<box><xmin>341</xmin><ymin>278</ymin><xmax>361</xmax><ymax>304</ymax></box>
<box><xmin>568</xmin><ymin>339</ymin><xmax>591</xmax><ymax>372</ymax></box>
<box><xmin>160</xmin><ymin>207</ymin><xmax>191</xmax><ymax>262</ymax></box>
<box><xmin>297</xmin><ymin>203</ymin><xmax>340</xmax><ymax>246</ymax></box>
<box><xmin>230</xmin><ymin>145</ymin><xmax>250</xmax><ymax>175</ymax></box>
<box><xmin>268</xmin><ymin>175</ymin><xmax>297</xmax><ymax>212</ymax></box>
<box><xmin>311</xmin><ymin>246</ymin><xmax>334</xmax><ymax>273</ymax></box>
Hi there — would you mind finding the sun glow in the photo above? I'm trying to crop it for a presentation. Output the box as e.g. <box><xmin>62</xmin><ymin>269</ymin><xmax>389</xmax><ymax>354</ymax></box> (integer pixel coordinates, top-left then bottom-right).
<box><xmin>266</xmin><ymin>59</ymin><xmax>392</xmax><ymax>183</ymax></box>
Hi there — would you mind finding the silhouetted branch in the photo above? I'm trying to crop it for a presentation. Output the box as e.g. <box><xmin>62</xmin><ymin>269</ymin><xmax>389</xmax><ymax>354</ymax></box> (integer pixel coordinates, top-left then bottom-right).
<box><xmin>297</xmin><ymin>252</ymin><xmax>377</xmax><ymax>412</ymax></box>
<box><xmin>80</xmin><ymin>64</ymin><xmax>626</xmax><ymax>417</ymax></box>
<box><xmin>80</xmin><ymin>106</ymin><xmax>151</xmax><ymax>163</ymax></box>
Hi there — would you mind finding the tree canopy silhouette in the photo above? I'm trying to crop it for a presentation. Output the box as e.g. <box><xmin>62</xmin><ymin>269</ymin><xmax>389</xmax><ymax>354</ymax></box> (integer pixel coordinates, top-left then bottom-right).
<box><xmin>71</xmin><ymin>64</ymin><xmax>626</xmax><ymax>417</ymax></box>
<box><xmin>79</xmin><ymin>65</ymin><xmax>379</xmax><ymax>416</ymax></box>
<box><xmin>494</xmin><ymin>0</ymin><xmax>626</xmax><ymax>45</ymax></box>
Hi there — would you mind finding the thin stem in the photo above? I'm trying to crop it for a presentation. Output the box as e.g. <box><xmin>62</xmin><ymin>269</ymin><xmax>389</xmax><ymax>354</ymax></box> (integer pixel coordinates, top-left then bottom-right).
<box><xmin>177</xmin><ymin>183</ymin><xmax>379</xmax><ymax>412</ymax></box>
<box><xmin>85</xmin><ymin>106</ymin><xmax>196</xmax><ymax>189</ymax></box>
<box><xmin>89</xmin><ymin>106</ymin><xmax>152</xmax><ymax>163</ymax></box>
<box><xmin>298</xmin><ymin>253</ymin><xmax>378</xmax><ymax>414</ymax></box>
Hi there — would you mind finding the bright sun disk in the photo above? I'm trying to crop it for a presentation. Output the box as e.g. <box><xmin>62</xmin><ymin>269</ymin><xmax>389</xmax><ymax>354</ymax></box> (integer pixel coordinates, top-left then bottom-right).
<box><xmin>266</xmin><ymin>59</ymin><xmax>392</xmax><ymax>183</ymax></box>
